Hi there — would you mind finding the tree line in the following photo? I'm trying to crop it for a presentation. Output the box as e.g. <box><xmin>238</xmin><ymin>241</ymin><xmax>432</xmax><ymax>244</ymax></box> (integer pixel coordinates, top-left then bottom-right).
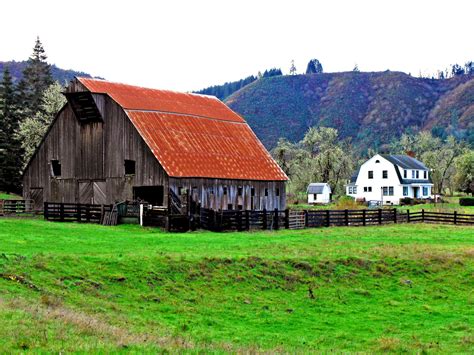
<box><xmin>272</xmin><ymin>127</ymin><xmax>474</xmax><ymax>199</ymax></box>
<box><xmin>0</xmin><ymin>37</ymin><xmax>65</xmax><ymax>194</ymax></box>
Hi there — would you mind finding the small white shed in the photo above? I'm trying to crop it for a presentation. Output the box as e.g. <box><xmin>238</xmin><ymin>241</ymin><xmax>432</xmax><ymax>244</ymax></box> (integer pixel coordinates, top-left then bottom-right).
<box><xmin>307</xmin><ymin>183</ymin><xmax>332</xmax><ymax>204</ymax></box>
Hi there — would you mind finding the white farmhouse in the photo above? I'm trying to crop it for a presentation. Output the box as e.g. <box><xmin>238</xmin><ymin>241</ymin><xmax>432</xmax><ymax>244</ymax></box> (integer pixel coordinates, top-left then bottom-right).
<box><xmin>346</xmin><ymin>154</ymin><xmax>433</xmax><ymax>205</ymax></box>
<box><xmin>307</xmin><ymin>183</ymin><xmax>331</xmax><ymax>204</ymax></box>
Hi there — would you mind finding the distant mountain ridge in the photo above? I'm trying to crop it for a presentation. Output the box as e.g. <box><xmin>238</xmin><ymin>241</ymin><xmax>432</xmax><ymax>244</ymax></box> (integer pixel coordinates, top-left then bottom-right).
<box><xmin>0</xmin><ymin>60</ymin><xmax>100</xmax><ymax>84</ymax></box>
<box><xmin>224</xmin><ymin>71</ymin><xmax>474</xmax><ymax>150</ymax></box>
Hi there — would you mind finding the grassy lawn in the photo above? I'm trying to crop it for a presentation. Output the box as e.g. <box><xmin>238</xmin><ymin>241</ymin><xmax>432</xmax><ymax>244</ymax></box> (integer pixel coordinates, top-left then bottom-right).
<box><xmin>0</xmin><ymin>218</ymin><xmax>473</xmax><ymax>352</ymax></box>
<box><xmin>0</xmin><ymin>192</ymin><xmax>22</xmax><ymax>200</ymax></box>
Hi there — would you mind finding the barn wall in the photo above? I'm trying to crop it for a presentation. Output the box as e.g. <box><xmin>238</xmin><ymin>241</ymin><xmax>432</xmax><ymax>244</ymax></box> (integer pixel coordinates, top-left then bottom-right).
<box><xmin>23</xmin><ymin>94</ymin><xmax>169</xmax><ymax>206</ymax></box>
<box><xmin>169</xmin><ymin>178</ymin><xmax>286</xmax><ymax>211</ymax></box>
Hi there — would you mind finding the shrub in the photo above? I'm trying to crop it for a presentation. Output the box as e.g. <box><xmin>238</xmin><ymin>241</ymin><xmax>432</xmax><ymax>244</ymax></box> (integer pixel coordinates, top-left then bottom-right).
<box><xmin>399</xmin><ymin>197</ymin><xmax>413</xmax><ymax>205</ymax></box>
<box><xmin>334</xmin><ymin>196</ymin><xmax>362</xmax><ymax>210</ymax></box>
<box><xmin>459</xmin><ymin>197</ymin><xmax>474</xmax><ymax>206</ymax></box>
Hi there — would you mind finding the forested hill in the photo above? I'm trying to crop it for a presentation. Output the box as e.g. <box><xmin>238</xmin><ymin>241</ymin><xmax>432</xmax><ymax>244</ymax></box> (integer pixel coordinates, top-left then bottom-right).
<box><xmin>225</xmin><ymin>71</ymin><xmax>474</xmax><ymax>151</ymax></box>
<box><xmin>0</xmin><ymin>60</ymin><xmax>97</xmax><ymax>84</ymax></box>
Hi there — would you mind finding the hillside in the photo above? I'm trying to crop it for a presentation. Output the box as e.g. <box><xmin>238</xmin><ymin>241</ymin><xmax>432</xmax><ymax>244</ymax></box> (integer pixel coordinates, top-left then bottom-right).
<box><xmin>225</xmin><ymin>72</ymin><xmax>474</xmax><ymax>150</ymax></box>
<box><xmin>0</xmin><ymin>60</ymin><xmax>98</xmax><ymax>84</ymax></box>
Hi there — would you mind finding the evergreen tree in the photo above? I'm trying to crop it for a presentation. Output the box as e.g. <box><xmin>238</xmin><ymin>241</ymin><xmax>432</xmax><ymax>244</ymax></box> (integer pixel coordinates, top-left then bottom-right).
<box><xmin>0</xmin><ymin>66</ymin><xmax>22</xmax><ymax>193</ymax></box>
<box><xmin>17</xmin><ymin>37</ymin><xmax>53</xmax><ymax>117</ymax></box>
<box><xmin>306</xmin><ymin>59</ymin><xmax>323</xmax><ymax>74</ymax></box>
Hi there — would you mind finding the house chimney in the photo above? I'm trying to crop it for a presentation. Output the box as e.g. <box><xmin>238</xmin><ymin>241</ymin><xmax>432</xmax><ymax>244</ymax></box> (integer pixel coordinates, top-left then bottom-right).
<box><xmin>406</xmin><ymin>150</ymin><xmax>416</xmax><ymax>158</ymax></box>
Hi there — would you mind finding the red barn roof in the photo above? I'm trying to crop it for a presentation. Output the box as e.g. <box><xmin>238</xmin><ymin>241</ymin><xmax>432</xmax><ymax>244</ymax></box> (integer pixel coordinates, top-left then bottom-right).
<box><xmin>77</xmin><ymin>78</ymin><xmax>288</xmax><ymax>181</ymax></box>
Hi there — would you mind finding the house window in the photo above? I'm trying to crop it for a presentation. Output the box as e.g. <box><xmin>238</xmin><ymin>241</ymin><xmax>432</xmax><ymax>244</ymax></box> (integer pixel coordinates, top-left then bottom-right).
<box><xmin>389</xmin><ymin>187</ymin><xmax>394</xmax><ymax>196</ymax></box>
<box><xmin>416</xmin><ymin>170</ymin><xmax>419</xmax><ymax>179</ymax></box>
<box><xmin>51</xmin><ymin>160</ymin><xmax>61</xmax><ymax>177</ymax></box>
<box><xmin>423</xmin><ymin>171</ymin><xmax>427</xmax><ymax>179</ymax></box>
<box><xmin>124</xmin><ymin>160</ymin><xmax>135</xmax><ymax>175</ymax></box>
<box><xmin>383</xmin><ymin>187</ymin><xmax>388</xmax><ymax>196</ymax></box>
<box><xmin>353</xmin><ymin>186</ymin><xmax>357</xmax><ymax>194</ymax></box>
<box><xmin>276</xmin><ymin>188</ymin><xmax>280</xmax><ymax>196</ymax></box>
<box><xmin>238</xmin><ymin>187</ymin><xmax>243</xmax><ymax>196</ymax></box>
<box><xmin>403</xmin><ymin>170</ymin><xmax>407</xmax><ymax>179</ymax></box>
<box><xmin>383</xmin><ymin>187</ymin><xmax>393</xmax><ymax>196</ymax></box>
<box><xmin>412</xmin><ymin>170</ymin><xmax>415</xmax><ymax>178</ymax></box>
<box><xmin>264</xmin><ymin>188</ymin><xmax>268</xmax><ymax>197</ymax></box>
<box><xmin>422</xmin><ymin>187</ymin><xmax>429</xmax><ymax>196</ymax></box>
<box><xmin>364</xmin><ymin>187</ymin><xmax>367</xmax><ymax>192</ymax></box>
<box><xmin>223</xmin><ymin>186</ymin><xmax>227</xmax><ymax>195</ymax></box>
<box><xmin>375</xmin><ymin>160</ymin><xmax>380</xmax><ymax>163</ymax></box>
<box><xmin>348</xmin><ymin>187</ymin><xmax>353</xmax><ymax>194</ymax></box>
<box><xmin>403</xmin><ymin>186</ymin><xmax>408</xmax><ymax>196</ymax></box>
<box><xmin>368</xmin><ymin>186</ymin><xmax>372</xmax><ymax>192</ymax></box>
<box><xmin>368</xmin><ymin>171</ymin><xmax>373</xmax><ymax>179</ymax></box>
<box><xmin>382</xmin><ymin>170</ymin><xmax>388</xmax><ymax>179</ymax></box>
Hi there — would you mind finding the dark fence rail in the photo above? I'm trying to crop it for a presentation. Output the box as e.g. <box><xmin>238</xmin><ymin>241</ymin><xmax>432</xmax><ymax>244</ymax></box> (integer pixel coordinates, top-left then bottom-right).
<box><xmin>44</xmin><ymin>202</ymin><xmax>112</xmax><ymax>223</ymax></box>
<box><xmin>0</xmin><ymin>200</ymin><xmax>36</xmax><ymax>216</ymax></box>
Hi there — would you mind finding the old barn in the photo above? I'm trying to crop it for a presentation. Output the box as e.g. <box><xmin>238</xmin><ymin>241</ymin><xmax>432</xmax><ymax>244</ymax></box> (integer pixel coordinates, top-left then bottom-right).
<box><xmin>22</xmin><ymin>78</ymin><xmax>287</xmax><ymax>215</ymax></box>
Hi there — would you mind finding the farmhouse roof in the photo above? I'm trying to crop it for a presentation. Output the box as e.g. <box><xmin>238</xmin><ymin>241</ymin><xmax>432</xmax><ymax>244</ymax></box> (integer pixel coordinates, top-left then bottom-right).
<box><xmin>307</xmin><ymin>183</ymin><xmax>330</xmax><ymax>194</ymax></box>
<box><xmin>76</xmin><ymin>78</ymin><xmax>288</xmax><ymax>181</ymax></box>
<box><xmin>381</xmin><ymin>155</ymin><xmax>428</xmax><ymax>170</ymax></box>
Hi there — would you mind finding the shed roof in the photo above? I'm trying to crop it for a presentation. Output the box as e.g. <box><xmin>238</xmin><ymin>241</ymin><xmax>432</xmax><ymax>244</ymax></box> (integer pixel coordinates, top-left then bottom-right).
<box><xmin>77</xmin><ymin>78</ymin><xmax>287</xmax><ymax>181</ymax></box>
<box><xmin>307</xmin><ymin>183</ymin><xmax>330</xmax><ymax>194</ymax></box>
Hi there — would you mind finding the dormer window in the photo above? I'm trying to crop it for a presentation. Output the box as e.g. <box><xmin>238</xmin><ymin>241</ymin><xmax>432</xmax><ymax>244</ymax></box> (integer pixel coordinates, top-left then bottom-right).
<box><xmin>415</xmin><ymin>170</ymin><xmax>419</xmax><ymax>179</ymax></box>
<box><xmin>412</xmin><ymin>170</ymin><xmax>415</xmax><ymax>178</ymax></box>
<box><xmin>51</xmin><ymin>160</ymin><xmax>61</xmax><ymax>177</ymax></box>
<box><xmin>403</xmin><ymin>170</ymin><xmax>407</xmax><ymax>179</ymax></box>
<box><xmin>424</xmin><ymin>171</ymin><xmax>427</xmax><ymax>179</ymax></box>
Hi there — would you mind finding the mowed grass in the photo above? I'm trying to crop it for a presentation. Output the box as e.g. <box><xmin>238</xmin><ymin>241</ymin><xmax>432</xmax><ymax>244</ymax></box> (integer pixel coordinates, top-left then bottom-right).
<box><xmin>0</xmin><ymin>219</ymin><xmax>473</xmax><ymax>352</ymax></box>
<box><xmin>0</xmin><ymin>192</ymin><xmax>22</xmax><ymax>200</ymax></box>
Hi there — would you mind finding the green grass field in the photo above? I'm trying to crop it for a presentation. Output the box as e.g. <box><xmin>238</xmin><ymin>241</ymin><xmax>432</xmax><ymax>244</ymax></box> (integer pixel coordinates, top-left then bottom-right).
<box><xmin>0</xmin><ymin>192</ymin><xmax>22</xmax><ymax>200</ymax></box>
<box><xmin>0</xmin><ymin>219</ymin><xmax>473</xmax><ymax>352</ymax></box>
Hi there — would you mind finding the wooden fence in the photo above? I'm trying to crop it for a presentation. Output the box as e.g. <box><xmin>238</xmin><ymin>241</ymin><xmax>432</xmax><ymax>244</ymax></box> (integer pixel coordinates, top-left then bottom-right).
<box><xmin>0</xmin><ymin>200</ymin><xmax>35</xmax><ymax>216</ymax></box>
<box><xmin>44</xmin><ymin>202</ymin><xmax>112</xmax><ymax>223</ymax></box>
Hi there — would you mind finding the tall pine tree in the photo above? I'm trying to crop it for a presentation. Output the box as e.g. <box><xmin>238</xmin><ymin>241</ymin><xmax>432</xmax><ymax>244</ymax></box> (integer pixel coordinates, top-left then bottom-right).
<box><xmin>0</xmin><ymin>66</ymin><xmax>22</xmax><ymax>193</ymax></box>
<box><xmin>17</xmin><ymin>36</ymin><xmax>53</xmax><ymax>117</ymax></box>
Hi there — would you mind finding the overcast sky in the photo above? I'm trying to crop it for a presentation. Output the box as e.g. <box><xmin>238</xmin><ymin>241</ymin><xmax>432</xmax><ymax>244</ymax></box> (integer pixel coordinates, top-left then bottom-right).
<box><xmin>1</xmin><ymin>0</ymin><xmax>473</xmax><ymax>92</ymax></box>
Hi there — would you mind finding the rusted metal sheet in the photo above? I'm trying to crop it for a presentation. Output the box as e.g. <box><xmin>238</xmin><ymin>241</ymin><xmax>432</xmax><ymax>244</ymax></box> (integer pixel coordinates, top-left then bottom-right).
<box><xmin>77</xmin><ymin>78</ymin><xmax>288</xmax><ymax>182</ymax></box>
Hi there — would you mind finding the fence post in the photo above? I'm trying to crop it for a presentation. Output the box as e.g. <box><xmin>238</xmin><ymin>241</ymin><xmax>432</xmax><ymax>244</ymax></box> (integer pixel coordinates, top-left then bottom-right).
<box><xmin>285</xmin><ymin>209</ymin><xmax>290</xmax><ymax>229</ymax></box>
<box><xmin>362</xmin><ymin>209</ymin><xmax>366</xmax><ymax>226</ymax></box>
<box><xmin>378</xmin><ymin>208</ymin><xmax>382</xmax><ymax>225</ymax></box>
<box><xmin>86</xmin><ymin>204</ymin><xmax>91</xmax><ymax>223</ymax></box>
<box><xmin>77</xmin><ymin>203</ymin><xmax>82</xmax><ymax>222</ymax></box>
<box><xmin>60</xmin><ymin>203</ymin><xmax>64</xmax><ymax>222</ymax></box>
<box><xmin>393</xmin><ymin>208</ymin><xmax>397</xmax><ymax>224</ymax></box>
<box><xmin>245</xmin><ymin>210</ymin><xmax>250</xmax><ymax>230</ymax></box>
<box><xmin>454</xmin><ymin>211</ymin><xmax>457</xmax><ymax>225</ymax></box>
<box><xmin>44</xmin><ymin>202</ymin><xmax>48</xmax><ymax>220</ymax></box>
<box><xmin>407</xmin><ymin>209</ymin><xmax>410</xmax><ymax>223</ymax></box>
<box><xmin>100</xmin><ymin>204</ymin><xmax>105</xmax><ymax>224</ymax></box>
<box><xmin>262</xmin><ymin>208</ymin><xmax>267</xmax><ymax>230</ymax></box>
<box><xmin>421</xmin><ymin>209</ymin><xmax>425</xmax><ymax>223</ymax></box>
<box><xmin>237</xmin><ymin>210</ymin><xmax>242</xmax><ymax>231</ymax></box>
<box><xmin>345</xmin><ymin>209</ymin><xmax>349</xmax><ymax>226</ymax></box>
<box><xmin>274</xmin><ymin>208</ymin><xmax>279</xmax><ymax>230</ymax></box>
<box><xmin>304</xmin><ymin>210</ymin><xmax>308</xmax><ymax>228</ymax></box>
<box><xmin>326</xmin><ymin>210</ymin><xmax>330</xmax><ymax>227</ymax></box>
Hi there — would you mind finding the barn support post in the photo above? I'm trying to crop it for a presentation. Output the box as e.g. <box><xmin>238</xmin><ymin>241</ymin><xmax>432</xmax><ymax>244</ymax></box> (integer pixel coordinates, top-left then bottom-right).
<box><xmin>378</xmin><ymin>209</ymin><xmax>382</xmax><ymax>224</ymax></box>
<box><xmin>344</xmin><ymin>209</ymin><xmax>349</xmax><ymax>226</ymax></box>
<box><xmin>274</xmin><ymin>208</ymin><xmax>279</xmax><ymax>230</ymax></box>
<box><xmin>325</xmin><ymin>210</ymin><xmax>330</xmax><ymax>227</ymax></box>
<box><xmin>285</xmin><ymin>209</ymin><xmax>290</xmax><ymax>229</ymax></box>
<box><xmin>262</xmin><ymin>208</ymin><xmax>267</xmax><ymax>230</ymax></box>
<box><xmin>245</xmin><ymin>210</ymin><xmax>250</xmax><ymax>231</ymax></box>
<box><xmin>393</xmin><ymin>208</ymin><xmax>397</xmax><ymax>223</ymax></box>
<box><xmin>362</xmin><ymin>209</ymin><xmax>366</xmax><ymax>226</ymax></box>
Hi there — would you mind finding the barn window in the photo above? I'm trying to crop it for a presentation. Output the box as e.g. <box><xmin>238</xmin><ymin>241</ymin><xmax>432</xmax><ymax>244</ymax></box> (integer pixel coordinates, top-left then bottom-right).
<box><xmin>251</xmin><ymin>187</ymin><xmax>255</xmax><ymax>196</ymax></box>
<box><xmin>237</xmin><ymin>205</ymin><xmax>243</xmax><ymax>210</ymax></box>
<box><xmin>51</xmin><ymin>160</ymin><xmax>61</xmax><ymax>177</ymax></box>
<box><xmin>238</xmin><ymin>187</ymin><xmax>243</xmax><ymax>196</ymax></box>
<box><xmin>223</xmin><ymin>186</ymin><xmax>228</xmax><ymax>195</ymax></box>
<box><xmin>276</xmin><ymin>188</ymin><xmax>280</xmax><ymax>196</ymax></box>
<box><xmin>178</xmin><ymin>187</ymin><xmax>183</xmax><ymax>195</ymax></box>
<box><xmin>227</xmin><ymin>203</ymin><xmax>233</xmax><ymax>210</ymax></box>
<box><xmin>124</xmin><ymin>160</ymin><xmax>136</xmax><ymax>175</ymax></box>
<box><xmin>264</xmin><ymin>188</ymin><xmax>269</xmax><ymax>197</ymax></box>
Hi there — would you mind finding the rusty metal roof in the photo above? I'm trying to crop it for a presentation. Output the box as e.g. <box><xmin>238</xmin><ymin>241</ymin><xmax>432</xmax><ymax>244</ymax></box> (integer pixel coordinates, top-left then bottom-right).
<box><xmin>77</xmin><ymin>78</ymin><xmax>288</xmax><ymax>181</ymax></box>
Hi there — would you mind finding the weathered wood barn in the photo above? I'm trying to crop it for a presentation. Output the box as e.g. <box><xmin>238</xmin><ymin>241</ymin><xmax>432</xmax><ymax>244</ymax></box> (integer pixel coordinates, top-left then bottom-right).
<box><xmin>23</xmin><ymin>78</ymin><xmax>287</xmax><ymax>212</ymax></box>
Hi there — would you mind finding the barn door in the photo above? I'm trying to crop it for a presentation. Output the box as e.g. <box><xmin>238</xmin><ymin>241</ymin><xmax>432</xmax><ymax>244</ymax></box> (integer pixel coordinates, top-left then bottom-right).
<box><xmin>92</xmin><ymin>181</ymin><xmax>106</xmax><ymax>204</ymax></box>
<box><xmin>79</xmin><ymin>180</ymin><xmax>106</xmax><ymax>204</ymax></box>
<box><xmin>29</xmin><ymin>188</ymin><xmax>43</xmax><ymax>211</ymax></box>
<box><xmin>79</xmin><ymin>181</ymin><xmax>93</xmax><ymax>204</ymax></box>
